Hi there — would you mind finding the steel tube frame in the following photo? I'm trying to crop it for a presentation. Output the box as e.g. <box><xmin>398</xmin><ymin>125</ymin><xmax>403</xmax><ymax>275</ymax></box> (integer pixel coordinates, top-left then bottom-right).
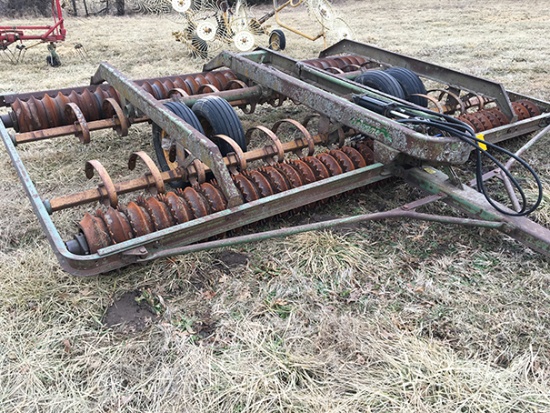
<box><xmin>206</xmin><ymin>50</ymin><xmax>472</xmax><ymax>164</ymax></box>
<box><xmin>320</xmin><ymin>39</ymin><xmax>517</xmax><ymax>121</ymax></box>
<box><xmin>93</xmin><ymin>62</ymin><xmax>243</xmax><ymax>208</ymax></box>
<box><xmin>2</xmin><ymin>42</ymin><xmax>550</xmax><ymax>276</ymax></box>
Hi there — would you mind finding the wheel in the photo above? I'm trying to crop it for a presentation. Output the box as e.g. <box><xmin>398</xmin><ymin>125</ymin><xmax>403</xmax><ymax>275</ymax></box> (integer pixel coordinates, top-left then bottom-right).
<box><xmin>307</xmin><ymin>0</ymin><xmax>336</xmax><ymax>29</ymax></box>
<box><xmin>172</xmin><ymin>0</ymin><xmax>191</xmax><ymax>12</ymax></box>
<box><xmin>325</xmin><ymin>18</ymin><xmax>354</xmax><ymax>45</ymax></box>
<box><xmin>354</xmin><ymin>70</ymin><xmax>406</xmax><ymax>100</ymax></box>
<box><xmin>268</xmin><ymin>29</ymin><xmax>286</xmax><ymax>51</ymax></box>
<box><xmin>46</xmin><ymin>55</ymin><xmax>61</xmax><ymax>67</ymax></box>
<box><xmin>190</xmin><ymin>35</ymin><xmax>209</xmax><ymax>59</ymax></box>
<box><xmin>385</xmin><ymin>67</ymin><xmax>428</xmax><ymax>107</ymax></box>
<box><xmin>233</xmin><ymin>30</ymin><xmax>255</xmax><ymax>51</ymax></box>
<box><xmin>196</xmin><ymin>20</ymin><xmax>218</xmax><ymax>41</ymax></box>
<box><xmin>192</xmin><ymin>96</ymin><xmax>247</xmax><ymax>155</ymax></box>
<box><xmin>152</xmin><ymin>101</ymin><xmax>204</xmax><ymax>187</ymax></box>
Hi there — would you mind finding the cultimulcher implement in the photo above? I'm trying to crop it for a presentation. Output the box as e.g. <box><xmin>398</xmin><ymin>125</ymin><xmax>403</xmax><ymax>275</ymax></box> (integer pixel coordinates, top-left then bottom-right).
<box><xmin>1</xmin><ymin>40</ymin><xmax>549</xmax><ymax>276</ymax></box>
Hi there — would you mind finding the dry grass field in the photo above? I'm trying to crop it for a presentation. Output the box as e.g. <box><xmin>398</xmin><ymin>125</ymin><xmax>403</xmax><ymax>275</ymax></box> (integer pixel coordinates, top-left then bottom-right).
<box><xmin>1</xmin><ymin>0</ymin><xmax>550</xmax><ymax>411</ymax></box>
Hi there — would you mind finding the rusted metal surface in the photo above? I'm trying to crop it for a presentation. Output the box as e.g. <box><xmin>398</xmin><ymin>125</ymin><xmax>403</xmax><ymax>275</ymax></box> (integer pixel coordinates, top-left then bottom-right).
<box><xmin>207</xmin><ymin>50</ymin><xmax>473</xmax><ymax>164</ymax></box>
<box><xmin>1</xmin><ymin>41</ymin><xmax>550</xmax><ymax>276</ymax></box>
<box><xmin>320</xmin><ymin>39</ymin><xmax>517</xmax><ymax>121</ymax></box>
<box><xmin>4</xmin><ymin>69</ymin><xmax>240</xmax><ymax>133</ymax></box>
<box><xmin>93</xmin><ymin>62</ymin><xmax>242</xmax><ymax>208</ymax></box>
<box><xmin>43</xmin><ymin>125</ymin><xmax>335</xmax><ymax>213</ymax></box>
<box><xmin>69</xmin><ymin>144</ymin><xmax>378</xmax><ymax>254</ymax></box>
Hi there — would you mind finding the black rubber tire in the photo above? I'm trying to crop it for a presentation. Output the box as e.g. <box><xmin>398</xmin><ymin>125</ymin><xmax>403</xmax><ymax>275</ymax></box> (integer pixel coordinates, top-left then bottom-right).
<box><xmin>354</xmin><ymin>70</ymin><xmax>406</xmax><ymax>100</ymax></box>
<box><xmin>46</xmin><ymin>55</ymin><xmax>61</xmax><ymax>67</ymax></box>
<box><xmin>385</xmin><ymin>67</ymin><xmax>428</xmax><ymax>107</ymax></box>
<box><xmin>192</xmin><ymin>96</ymin><xmax>247</xmax><ymax>155</ymax></box>
<box><xmin>152</xmin><ymin>101</ymin><xmax>204</xmax><ymax>187</ymax></box>
<box><xmin>268</xmin><ymin>29</ymin><xmax>286</xmax><ymax>51</ymax></box>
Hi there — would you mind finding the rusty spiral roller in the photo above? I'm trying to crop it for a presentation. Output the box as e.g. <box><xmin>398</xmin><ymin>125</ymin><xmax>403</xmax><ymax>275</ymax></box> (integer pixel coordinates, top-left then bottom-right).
<box><xmin>8</xmin><ymin>70</ymin><xmax>238</xmax><ymax>133</ymax></box>
<box><xmin>302</xmin><ymin>55</ymin><xmax>368</xmax><ymax>73</ymax></box>
<box><xmin>70</xmin><ymin>144</ymin><xmax>373</xmax><ymax>254</ymax></box>
<box><xmin>458</xmin><ymin>99</ymin><xmax>542</xmax><ymax>133</ymax></box>
<box><xmin>138</xmin><ymin>70</ymin><xmax>238</xmax><ymax>100</ymax></box>
<box><xmin>10</xmin><ymin>86</ymin><xmax>118</xmax><ymax>133</ymax></box>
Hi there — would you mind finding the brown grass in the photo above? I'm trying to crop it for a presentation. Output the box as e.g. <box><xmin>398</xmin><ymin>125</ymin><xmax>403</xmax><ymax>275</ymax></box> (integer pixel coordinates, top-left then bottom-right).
<box><xmin>1</xmin><ymin>1</ymin><xmax>550</xmax><ymax>412</ymax></box>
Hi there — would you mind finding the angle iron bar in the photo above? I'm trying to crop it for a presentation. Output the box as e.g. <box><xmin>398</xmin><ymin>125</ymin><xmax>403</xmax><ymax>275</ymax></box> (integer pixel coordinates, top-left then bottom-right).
<box><xmin>86</xmin><ymin>163</ymin><xmax>389</xmax><ymax>276</ymax></box>
<box><xmin>476</xmin><ymin>112</ymin><xmax>550</xmax><ymax>146</ymax></box>
<box><xmin>103</xmin><ymin>163</ymin><xmax>390</xmax><ymax>257</ymax></box>
<box><xmin>320</xmin><ymin>40</ymin><xmax>516</xmax><ymax>121</ymax></box>
<box><xmin>208</xmin><ymin>50</ymin><xmax>471</xmax><ymax>164</ymax></box>
<box><xmin>93</xmin><ymin>62</ymin><xmax>242</xmax><ymax>208</ymax></box>
<box><xmin>140</xmin><ymin>208</ymin><xmax>504</xmax><ymax>262</ymax></box>
<box><xmin>401</xmin><ymin>166</ymin><xmax>550</xmax><ymax>256</ymax></box>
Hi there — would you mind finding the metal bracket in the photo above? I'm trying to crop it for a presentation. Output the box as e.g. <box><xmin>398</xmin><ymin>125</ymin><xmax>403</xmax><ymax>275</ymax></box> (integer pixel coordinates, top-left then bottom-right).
<box><xmin>92</xmin><ymin>62</ymin><xmax>243</xmax><ymax>208</ymax></box>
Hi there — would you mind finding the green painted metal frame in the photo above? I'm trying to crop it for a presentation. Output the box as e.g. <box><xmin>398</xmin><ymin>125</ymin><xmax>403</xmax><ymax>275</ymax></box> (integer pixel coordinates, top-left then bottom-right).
<box><xmin>318</xmin><ymin>40</ymin><xmax>550</xmax><ymax>145</ymax></box>
<box><xmin>1</xmin><ymin>43</ymin><xmax>550</xmax><ymax>276</ymax></box>
<box><xmin>205</xmin><ymin>49</ymin><xmax>472</xmax><ymax>165</ymax></box>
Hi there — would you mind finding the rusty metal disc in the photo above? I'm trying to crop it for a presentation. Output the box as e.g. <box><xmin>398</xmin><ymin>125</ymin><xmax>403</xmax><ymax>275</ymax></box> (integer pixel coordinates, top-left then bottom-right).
<box><xmin>78</xmin><ymin>212</ymin><xmax>112</xmax><ymax>254</ymax></box>
<box><xmin>329</xmin><ymin>149</ymin><xmax>355</xmax><ymax>172</ymax></box>
<box><xmin>302</xmin><ymin>156</ymin><xmax>330</xmax><ymax>180</ymax></box>
<box><xmin>100</xmin><ymin>207</ymin><xmax>133</xmax><ymax>244</ymax></box>
<box><xmin>245</xmin><ymin>170</ymin><xmax>274</xmax><ymax>197</ymax></box>
<box><xmin>259</xmin><ymin>167</ymin><xmax>290</xmax><ymax>194</ymax></box>
<box><xmin>233</xmin><ymin>173</ymin><xmax>261</xmax><ymax>202</ymax></box>
<box><xmin>161</xmin><ymin>192</ymin><xmax>193</xmax><ymax>224</ymax></box>
<box><xmin>288</xmin><ymin>159</ymin><xmax>317</xmax><ymax>184</ymax></box>
<box><xmin>317</xmin><ymin>153</ymin><xmax>343</xmax><ymax>176</ymax></box>
<box><xmin>486</xmin><ymin>108</ymin><xmax>510</xmax><ymax>126</ymax></box>
<box><xmin>139</xmin><ymin>196</ymin><xmax>174</xmax><ymax>230</ymax></box>
<box><xmin>512</xmin><ymin>102</ymin><xmax>531</xmax><ymax>121</ymax></box>
<box><xmin>275</xmin><ymin>162</ymin><xmax>303</xmax><ymax>188</ymax></box>
<box><xmin>515</xmin><ymin>100</ymin><xmax>541</xmax><ymax>118</ymax></box>
<box><xmin>482</xmin><ymin>109</ymin><xmax>506</xmax><ymax>129</ymax></box>
<box><xmin>468</xmin><ymin>112</ymin><xmax>493</xmax><ymax>132</ymax></box>
<box><xmin>123</xmin><ymin>201</ymin><xmax>155</xmax><ymax>237</ymax></box>
<box><xmin>198</xmin><ymin>182</ymin><xmax>227</xmax><ymax>213</ymax></box>
<box><xmin>179</xmin><ymin>187</ymin><xmax>210</xmax><ymax>218</ymax></box>
<box><xmin>339</xmin><ymin>146</ymin><xmax>367</xmax><ymax>168</ymax></box>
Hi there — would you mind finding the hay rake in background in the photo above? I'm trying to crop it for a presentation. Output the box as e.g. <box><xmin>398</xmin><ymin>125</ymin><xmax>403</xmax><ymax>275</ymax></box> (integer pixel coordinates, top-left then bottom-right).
<box><xmin>1</xmin><ymin>39</ymin><xmax>550</xmax><ymax>276</ymax></box>
<box><xmin>171</xmin><ymin>0</ymin><xmax>353</xmax><ymax>58</ymax></box>
<box><xmin>0</xmin><ymin>0</ymin><xmax>67</xmax><ymax>64</ymax></box>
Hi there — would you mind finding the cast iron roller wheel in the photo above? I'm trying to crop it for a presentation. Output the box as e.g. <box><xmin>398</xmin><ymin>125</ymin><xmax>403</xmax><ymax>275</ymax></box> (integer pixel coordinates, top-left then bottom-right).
<box><xmin>268</xmin><ymin>29</ymin><xmax>286</xmax><ymax>51</ymax></box>
<box><xmin>384</xmin><ymin>67</ymin><xmax>428</xmax><ymax>107</ymax></box>
<box><xmin>192</xmin><ymin>96</ymin><xmax>247</xmax><ymax>155</ymax></box>
<box><xmin>152</xmin><ymin>101</ymin><xmax>205</xmax><ymax>187</ymax></box>
<box><xmin>354</xmin><ymin>70</ymin><xmax>406</xmax><ymax>100</ymax></box>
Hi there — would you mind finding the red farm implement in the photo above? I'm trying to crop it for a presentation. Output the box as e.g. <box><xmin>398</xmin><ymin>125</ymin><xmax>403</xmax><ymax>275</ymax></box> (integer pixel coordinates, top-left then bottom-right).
<box><xmin>0</xmin><ymin>0</ymin><xmax>66</xmax><ymax>64</ymax></box>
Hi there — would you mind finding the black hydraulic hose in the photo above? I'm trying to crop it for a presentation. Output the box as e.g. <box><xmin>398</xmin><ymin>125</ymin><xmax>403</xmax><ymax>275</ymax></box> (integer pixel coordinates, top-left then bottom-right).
<box><xmin>396</xmin><ymin>113</ymin><xmax>543</xmax><ymax>216</ymax></box>
<box><xmin>352</xmin><ymin>95</ymin><xmax>543</xmax><ymax>216</ymax></box>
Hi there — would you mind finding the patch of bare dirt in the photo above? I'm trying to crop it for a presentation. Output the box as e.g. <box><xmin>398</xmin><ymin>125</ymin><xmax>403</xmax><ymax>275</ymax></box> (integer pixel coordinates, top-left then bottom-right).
<box><xmin>212</xmin><ymin>250</ymin><xmax>249</xmax><ymax>271</ymax></box>
<box><xmin>103</xmin><ymin>291</ymin><xmax>157</xmax><ymax>333</ymax></box>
